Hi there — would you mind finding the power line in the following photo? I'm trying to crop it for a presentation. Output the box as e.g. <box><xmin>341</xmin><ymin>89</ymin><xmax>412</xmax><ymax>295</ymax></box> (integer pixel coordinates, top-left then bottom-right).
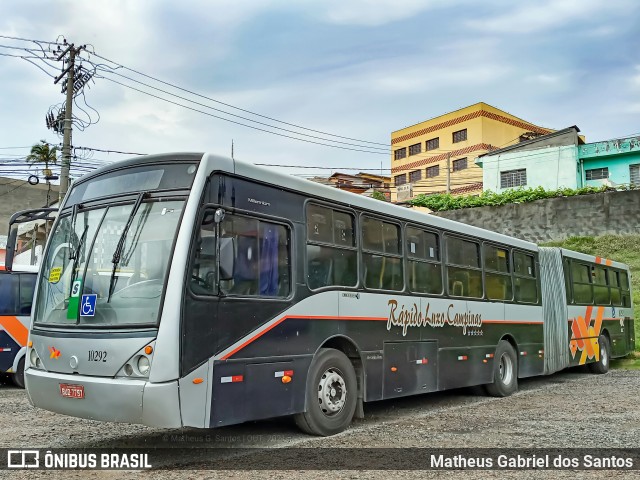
<box><xmin>100</xmin><ymin>76</ymin><xmax>388</xmax><ymax>156</ymax></box>
<box><xmin>0</xmin><ymin>34</ymin><xmax>60</xmax><ymax>45</ymax></box>
<box><xmin>88</xmin><ymin>51</ymin><xmax>390</xmax><ymax>147</ymax></box>
<box><xmin>95</xmin><ymin>69</ymin><xmax>391</xmax><ymax>153</ymax></box>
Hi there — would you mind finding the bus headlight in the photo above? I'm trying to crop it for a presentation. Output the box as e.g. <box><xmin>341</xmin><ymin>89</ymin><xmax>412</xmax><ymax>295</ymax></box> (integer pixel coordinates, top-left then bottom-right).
<box><xmin>116</xmin><ymin>342</ymin><xmax>155</xmax><ymax>379</ymax></box>
<box><xmin>29</xmin><ymin>348</ymin><xmax>41</xmax><ymax>369</ymax></box>
<box><xmin>137</xmin><ymin>356</ymin><xmax>150</xmax><ymax>375</ymax></box>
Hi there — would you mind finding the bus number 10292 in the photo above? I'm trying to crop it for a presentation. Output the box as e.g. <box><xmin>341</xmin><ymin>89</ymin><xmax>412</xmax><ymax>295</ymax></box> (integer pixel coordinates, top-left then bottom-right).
<box><xmin>88</xmin><ymin>350</ymin><xmax>107</xmax><ymax>362</ymax></box>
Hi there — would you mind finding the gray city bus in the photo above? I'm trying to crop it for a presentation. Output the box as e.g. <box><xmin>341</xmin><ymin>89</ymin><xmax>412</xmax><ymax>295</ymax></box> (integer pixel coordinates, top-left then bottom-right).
<box><xmin>25</xmin><ymin>153</ymin><xmax>635</xmax><ymax>436</ymax></box>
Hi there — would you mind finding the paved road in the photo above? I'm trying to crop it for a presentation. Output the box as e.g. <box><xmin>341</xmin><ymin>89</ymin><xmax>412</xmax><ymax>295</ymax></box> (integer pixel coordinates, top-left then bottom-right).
<box><xmin>1</xmin><ymin>369</ymin><xmax>638</xmax><ymax>478</ymax></box>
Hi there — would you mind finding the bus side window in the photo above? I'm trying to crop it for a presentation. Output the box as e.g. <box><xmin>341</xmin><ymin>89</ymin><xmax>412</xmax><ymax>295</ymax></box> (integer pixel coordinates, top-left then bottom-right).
<box><xmin>445</xmin><ymin>236</ymin><xmax>482</xmax><ymax>298</ymax></box>
<box><xmin>19</xmin><ymin>273</ymin><xmax>37</xmax><ymax>316</ymax></box>
<box><xmin>513</xmin><ymin>251</ymin><xmax>537</xmax><ymax>303</ymax></box>
<box><xmin>306</xmin><ymin>204</ymin><xmax>357</xmax><ymax>290</ymax></box>
<box><xmin>620</xmin><ymin>271</ymin><xmax>631</xmax><ymax>308</ymax></box>
<box><xmin>571</xmin><ymin>262</ymin><xmax>593</xmax><ymax>304</ymax></box>
<box><xmin>0</xmin><ymin>274</ymin><xmax>19</xmax><ymax>315</ymax></box>
<box><xmin>191</xmin><ymin>213</ymin><xmax>290</xmax><ymax>298</ymax></box>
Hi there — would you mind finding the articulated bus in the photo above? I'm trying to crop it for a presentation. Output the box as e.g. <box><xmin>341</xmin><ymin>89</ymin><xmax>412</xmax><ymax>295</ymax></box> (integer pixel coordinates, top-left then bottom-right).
<box><xmin>25</xmin><ymin>153</ymin><xmax>635</xmax><ymax>436</ymax></box>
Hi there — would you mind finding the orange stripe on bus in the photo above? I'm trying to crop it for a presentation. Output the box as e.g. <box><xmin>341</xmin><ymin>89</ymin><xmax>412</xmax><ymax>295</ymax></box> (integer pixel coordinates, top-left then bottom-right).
<box><xmin>221</xmin><ymin>315</ymin><xmax>387</xmax><ymax>360</ymax></box>
<box><xmin>0</xmin><ymin>316</ymin><xmax>28</xmax><ymax>347</ymax></box>
<box><xmin>220</xmin><ymin>315</ymin><xmax>546</xmax><ymax>360</ymax></box>
<box><xmin>482</xmin><ymin>320</ymin><xmax>543</xmax><ymax>324</ymax></box>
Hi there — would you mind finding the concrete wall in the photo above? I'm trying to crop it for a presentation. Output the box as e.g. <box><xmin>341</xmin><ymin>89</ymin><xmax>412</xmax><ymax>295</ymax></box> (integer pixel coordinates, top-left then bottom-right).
<box><xmin>433</xmin><ymin>189</ymin><xmax>640</xmax><ymax>243</ymax></box>
<box><xmin>0</xmin><ymin>177</ymin><xmax>58</xmax><ymax>231</ymax></box>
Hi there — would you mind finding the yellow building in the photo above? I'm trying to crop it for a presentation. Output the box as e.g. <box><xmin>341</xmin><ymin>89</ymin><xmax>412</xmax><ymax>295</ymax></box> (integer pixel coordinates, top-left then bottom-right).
<box><xmin>390</xmin><ymin>103</ymin><xmax>553</xmax><ymax>202</ymax></box>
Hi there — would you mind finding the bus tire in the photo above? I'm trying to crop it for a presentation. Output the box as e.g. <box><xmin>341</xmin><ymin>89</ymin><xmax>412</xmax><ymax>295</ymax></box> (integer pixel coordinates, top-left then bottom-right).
<box><xmin>294</xmin><ymin>348</ymin><xmax>357</xmax><ymax>436</ymax></box>
<box><xmin>485</xmin><ymin>340</ymin><xmax>518</xmax><ymax>397</ymax></box>
<box><xmin>588</xmin><ymin>335</ymin><xmax>610</xmax><ymax>374</ymax></box>
<box><xmin>12</xmin><ymin>357</ymin><xmax>25</xmax><ymax>389</ymax></box>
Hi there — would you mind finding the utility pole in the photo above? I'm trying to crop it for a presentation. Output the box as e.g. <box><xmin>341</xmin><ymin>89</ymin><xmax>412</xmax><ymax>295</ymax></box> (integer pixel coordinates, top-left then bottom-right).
<box><xmin>53</xmin><ymin>42</ymin><xmax>85</xmax><ymax>202</ymax></box>
<box><xmin>446</xmin><ymin>152</ymin><xmax>451</xmax><ymax>194</ymax></box>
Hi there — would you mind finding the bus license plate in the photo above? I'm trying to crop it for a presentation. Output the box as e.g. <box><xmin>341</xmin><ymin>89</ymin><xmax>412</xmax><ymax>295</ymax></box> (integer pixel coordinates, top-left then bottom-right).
<box><xmin>59</xmin><ymin>384</ymin><xmax>84</xmax><ymax>399</ymax></box>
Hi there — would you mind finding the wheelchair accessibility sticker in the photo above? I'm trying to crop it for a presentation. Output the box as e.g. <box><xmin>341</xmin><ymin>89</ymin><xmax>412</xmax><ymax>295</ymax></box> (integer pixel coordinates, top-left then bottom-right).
<box><xmin>81</xmin><ymin>294</ymin><xmax>97</xmax><ymax>317</ymax></box>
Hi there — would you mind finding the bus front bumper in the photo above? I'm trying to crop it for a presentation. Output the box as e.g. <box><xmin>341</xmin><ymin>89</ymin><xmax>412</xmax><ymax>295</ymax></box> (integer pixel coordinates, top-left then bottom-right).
<box><xmin>25</xmin><ymin>368</ymin><xmax>182</xmax><ymax>428</ymax></box>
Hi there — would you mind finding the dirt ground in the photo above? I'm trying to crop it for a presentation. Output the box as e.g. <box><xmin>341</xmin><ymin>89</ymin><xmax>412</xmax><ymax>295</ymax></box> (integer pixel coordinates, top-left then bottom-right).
<box><xmin>0</xmin><ymin>368</ymin><xmax>638</xmax><ymax>478</ymax></box>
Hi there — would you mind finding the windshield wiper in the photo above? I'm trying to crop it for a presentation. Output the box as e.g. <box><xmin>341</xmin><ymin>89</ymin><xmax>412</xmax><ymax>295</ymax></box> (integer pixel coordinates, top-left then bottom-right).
<box><xmin>67</xmin><ymin>223</ymin><xmax>89</xmax><ymax>300</ymax></box>
<box><xmin>107</xmin><ymin>192</ymin><xmax>148</xmax><ymax>302</ymax></box>
<box><xmin>68</xmin><ymin>203</ymin><xmax>80</xmax><ymax>260</ymax></box>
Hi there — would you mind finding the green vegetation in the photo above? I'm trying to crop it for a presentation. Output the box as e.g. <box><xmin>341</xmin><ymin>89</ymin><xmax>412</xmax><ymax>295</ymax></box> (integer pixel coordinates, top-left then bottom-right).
<box><xmin>370</xmin><ymin>190</ymin><xmax>387</xmax><ymax>201</ymax></box>
<box><xmin>409</xmin><ymin>185</ymin><xmax>635</xmax><ymax>212</ymax></box>
<box><xmin>26</xmin><ymin>139</ymin><xmax>58</xmax><ymax>170</ymax></box>
<box><xmin>611</xmin><ymin>355</ymin><xmax>640</xmax><ymax>370</ymax></box>
<box><xmin>542</xmin><ymin>235</ymin><xmax>640</xmax><ymax>353</ymax></box>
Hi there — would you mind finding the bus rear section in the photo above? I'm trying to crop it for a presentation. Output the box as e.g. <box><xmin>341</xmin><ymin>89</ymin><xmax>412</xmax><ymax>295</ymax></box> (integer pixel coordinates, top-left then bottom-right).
<box><xmin>1</xmin><ymin>207</ymin><xmax>56</xmax><ymax>387</ymax></box>
<box><xmin>0</xmin><ymin>270</ymin><xmax>37</xmax><ymax>387</ymax></box>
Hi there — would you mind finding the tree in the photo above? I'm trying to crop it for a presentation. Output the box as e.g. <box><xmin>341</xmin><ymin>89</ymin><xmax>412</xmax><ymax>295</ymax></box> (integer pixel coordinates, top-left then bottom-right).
<box><xmin>26</xmin><ymin>140</ymin><xmax>58</xmax><ymax>172</ymax></box>
<box><xmin>371</xmin><ymin>190</ymin><xmax>387</xmax><ymax>201</ymax></box>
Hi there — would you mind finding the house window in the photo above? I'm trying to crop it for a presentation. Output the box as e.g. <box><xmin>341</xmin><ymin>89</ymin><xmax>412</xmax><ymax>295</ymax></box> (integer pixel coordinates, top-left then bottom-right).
<box><xmin>452</xmin><ymin>158</ymin><xmax>467</xmax><ymax>172</ymax></box>
<box><xmin>395</xmin><ymin>174</ymin><xmax>407</xmax><ymax>186</ymax></box>
<box><xmin>500</xmin><ymin>169</ymin><xmax>527</xmax><ymax>188</ymax></box>
<box><xmin>630</xmin><ymin>164</ymin><xmax>640</xmax><ymax>185</ymax></box>
<box><xmin>409</xmin><ymin>170</ymin><xmax>422</xmax><ymax>182</ymax></box>
<box><xmin>394</xmin><ymin>148</ymin><xmax>406</xmax><ymax>160</ymax></box>
<box><xmin>452</xmin><ymin>129</ymin><xmax>467</xmax><ymax>143</ymax></box>
<box><xmin>585</xmin><ymin>168</ymin><xmax>609</xmax><ymax>180</ymax></box>
<box><xmin>426</xmin><ymin>138</ymin><xmax>439</xmax><ymax>151</ymax></box>
<box><xmin>408</xmin><ymin>143</ymin><xmax>421</xmax><ymax>156</ymax></box>
<box><xmin>426</xmin><ymin>165</ymin><xmax>440</xmax><ymax>178</ymax></box>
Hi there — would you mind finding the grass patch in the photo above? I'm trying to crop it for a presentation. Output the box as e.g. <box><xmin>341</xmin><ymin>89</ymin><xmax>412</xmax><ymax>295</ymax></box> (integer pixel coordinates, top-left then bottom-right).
<box><xmin>543</xmin><ymin>235</ymin><xmax>640</xmax><ymax>351</ymax></box>
<box><xmin>611</xmin><ymin>354</ymin><xmax>640</xmax><ymax>370</ymax></box>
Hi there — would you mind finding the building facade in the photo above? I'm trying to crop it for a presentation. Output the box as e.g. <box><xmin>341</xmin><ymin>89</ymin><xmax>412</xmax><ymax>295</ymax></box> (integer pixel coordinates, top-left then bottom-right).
<box><xmin>390</xmin><ymin>102</ymin><xmax>553</xmax><ymax>202</ymax></box>
<box><xmin>478</xmin><ymin>130</ymin><xmax>640</xmax><ymax>192</ymax></box>
<box><xmin>579</xmin><ymin>136</ymin><xmax>640</xmax><ymax>187</ymax></box>
<box><xmin>477</xmin><ymin>127</ymin><xmax>584</xmax><ymax>192</ymax></box>
<box><xmin>308</xmin><ymin>172</ymin><xmax>391</xmax><ymax>199</ymax></box>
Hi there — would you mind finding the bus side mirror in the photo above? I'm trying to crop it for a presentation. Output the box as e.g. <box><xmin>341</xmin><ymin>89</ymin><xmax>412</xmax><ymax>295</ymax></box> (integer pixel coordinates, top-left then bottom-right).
<box><xmin>4</xmin><ymin>226</ymin><xmax>18</xmax><ymax>271</ymax></box>
<box><xmin>219</xmin><ymin>237</ymin><xmax>235</xmax><ymax>281</ymax></box>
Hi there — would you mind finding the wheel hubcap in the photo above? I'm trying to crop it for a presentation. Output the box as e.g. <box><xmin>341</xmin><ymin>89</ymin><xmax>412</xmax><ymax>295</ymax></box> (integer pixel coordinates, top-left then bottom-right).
<box><xmin>318</xmin><ymin>368</ymin><xmax>347</xmax><ymax>416</ymax></box>
<box><xmin>601</xmin><ymin>344</ymin><xmax>608</xmax><ymax>366</ymax></box>
<box><xmin>499</xmin><ymin>353</ymin><xmax>514</xmax><ymax>385</ymax></box>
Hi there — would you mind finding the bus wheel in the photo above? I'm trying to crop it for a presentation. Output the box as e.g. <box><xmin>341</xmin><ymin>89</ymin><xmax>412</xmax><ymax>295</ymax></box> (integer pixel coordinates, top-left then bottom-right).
<box><xmin>294</xmin><ymin>348</ymin><xmax>357</xmax><ymax>436</ymax></box>
<box><xmin>12</xmin><ymin>357</ymin><xmax>25</xmax><ymax>389</ymax></box>
<box><xmin>485</xmin><ymin>340</ymin><xmax>518</xmax><ymax>397</ymax></box>
<box><xmin>588</xmin><ymin>335</ymin><xmax>610</xmax><ymax>374</ymax></box>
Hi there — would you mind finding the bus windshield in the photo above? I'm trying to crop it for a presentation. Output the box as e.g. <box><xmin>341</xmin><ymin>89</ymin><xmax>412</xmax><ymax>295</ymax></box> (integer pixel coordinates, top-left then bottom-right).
<box><xmin>34</xmin><ymin>199</ymin><xmax>184</xmax><ymax>327</ymax></box>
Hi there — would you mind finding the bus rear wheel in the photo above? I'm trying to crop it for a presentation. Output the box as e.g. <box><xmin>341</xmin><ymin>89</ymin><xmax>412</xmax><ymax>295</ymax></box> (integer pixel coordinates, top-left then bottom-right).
<box><xmin>294</xmin><ymin>348</ymin><xmax>357</xmax><ymax>436</ymax></box>
<box><xmin>485</xmin><ymin>340</ymin><xmax>518</xmax><ymax>397</ymax></box>
<box><xmin>12</xmin><ymin>357</ymin><xmax>25</xmax><ymax>389</ymax></box>
<box><xmin>588</xmin><ymin>335</ymin><xmax>610</xmax><ymax>374</ymax></box>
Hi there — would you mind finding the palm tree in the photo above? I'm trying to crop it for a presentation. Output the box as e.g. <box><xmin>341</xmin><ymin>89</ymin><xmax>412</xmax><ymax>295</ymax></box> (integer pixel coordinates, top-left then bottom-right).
<box><xmin>26</xmin><ymin>140</ymin><xmax>59</xmax><ymax>178</ymax></box>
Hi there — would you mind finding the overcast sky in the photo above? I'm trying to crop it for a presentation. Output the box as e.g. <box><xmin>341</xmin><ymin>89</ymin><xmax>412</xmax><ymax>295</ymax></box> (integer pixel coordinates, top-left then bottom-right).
<box><xmin>0</xmin><ymin>0</ymin><xmax>639</xmax><ymax>182</ymax></box>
